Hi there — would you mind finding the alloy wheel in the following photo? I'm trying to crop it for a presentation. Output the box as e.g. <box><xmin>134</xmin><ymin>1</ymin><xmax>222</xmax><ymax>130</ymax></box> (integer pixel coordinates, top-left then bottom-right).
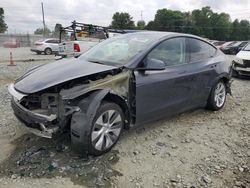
<box><xmin>91</xmin><ymin>109</ymin><xmax>122</xmax><ymax>151</ymax></box>
<box><xmin>214</xmin><ymin>82</ymin><xmax>226</xmax><ymax>108</ymax></box>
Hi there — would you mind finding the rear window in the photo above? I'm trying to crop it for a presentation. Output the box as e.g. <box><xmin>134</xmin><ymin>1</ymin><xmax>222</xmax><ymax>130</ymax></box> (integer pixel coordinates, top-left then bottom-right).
<box><xmin>187</xmin><ymin>38</ymin><xmax>216</xmax><ymax>63</ymax></box>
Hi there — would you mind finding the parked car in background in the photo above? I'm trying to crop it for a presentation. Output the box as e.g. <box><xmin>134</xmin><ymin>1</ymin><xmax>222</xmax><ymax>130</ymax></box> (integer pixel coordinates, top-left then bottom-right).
<box><xmin>219</xmin><ymin>41</ymin><xmax>236</xmax><ymax>50</ymax></box>
<box><xmin>232</xmin><ymin>42</ymin><xmax>250</xmax><ymax>77</ymax></box>
<box><xmin>221</xmin><ymin>41</ymin><xmax>248</xmax><ymax>55</ymax></box>
<box><xmin>3</xmin><ymin>38</ymin><xmax>20</xmax><ymax>48</ymax></box>
<box><xmin>211</xmin><ymin>41</ymin><xmax>225</xmax><ymax>46</ymax></box>
<box><xmin>31</xmin><ymin>38</ymin><xmax>59</xmax><ymax>55</ymax></box>
<box><xmin>8</xmin><ymin>32</ymin><xmax>232</xmax><ymax>156</ymax></box>
<box><xmin>211</xmin><ymin>41</ymin><xmax>226</xmax><ymax>49</ymax></box>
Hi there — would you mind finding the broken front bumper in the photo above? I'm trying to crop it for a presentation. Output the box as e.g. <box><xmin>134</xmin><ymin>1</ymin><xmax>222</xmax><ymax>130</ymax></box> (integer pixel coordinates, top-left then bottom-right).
<box><xmin>232</xmin><ymin>61</ymin><xmax>250</xmax><ymax>76</ymax></box>
<box><xmin>9</xmin><ymin>84</ymin><xmax>58</xmax><ymax>138</ymax></box>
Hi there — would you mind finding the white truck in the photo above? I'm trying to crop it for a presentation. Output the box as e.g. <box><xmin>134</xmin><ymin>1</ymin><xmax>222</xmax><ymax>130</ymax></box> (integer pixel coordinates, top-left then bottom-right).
<box><xmin>56</xmin><ymin>21</ymin><xmax>130</xmax><ymax>58</ymax></box>
<box><xmin>58</xmin><ymin>37</ymin><xmax>103</xmax><ymax>58</ymax></box>
<box><xmin>56</xmin><ymin>21</ymin><xmax>124</xmax><ymax>59</ymax></box>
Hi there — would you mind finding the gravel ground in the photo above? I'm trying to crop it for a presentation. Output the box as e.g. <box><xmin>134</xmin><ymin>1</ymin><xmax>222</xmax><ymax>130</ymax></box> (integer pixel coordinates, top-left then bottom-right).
<box><xmin>0</xmin><ymin>59</ymin><xmax>249</xmax><ymax>188</ymax></box>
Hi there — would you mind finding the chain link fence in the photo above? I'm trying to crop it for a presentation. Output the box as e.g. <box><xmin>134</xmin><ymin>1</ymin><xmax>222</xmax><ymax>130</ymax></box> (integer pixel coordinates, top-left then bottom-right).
<box><xmin>0</xmin><ymin>33</ymin><xmax>44</xmax><ymax>47</ymax></box>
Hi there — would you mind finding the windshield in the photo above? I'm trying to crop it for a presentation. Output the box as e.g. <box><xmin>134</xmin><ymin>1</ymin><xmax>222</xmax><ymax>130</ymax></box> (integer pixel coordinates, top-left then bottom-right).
<box><xmin>232</xmin><ymin>42</ymin><xmax>242</xmax><ymax>47</ymax></box>
<box><xmin>79</xmin><ymin>33</ymin><xmax>163</xmax><ymax>66</ymax></box>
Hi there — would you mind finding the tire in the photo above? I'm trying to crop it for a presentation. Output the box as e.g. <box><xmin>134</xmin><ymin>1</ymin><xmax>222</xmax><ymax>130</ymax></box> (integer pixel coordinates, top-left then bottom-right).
<box><xmin>71</xmin><ymin>101</ymin><xmax>124</xmax><ymax>156</ymax></box>
<box><xmin>206</xmin><ymin>80</ymin><xmax>227</xmax><ymax>111</ymax></box>
<box><xmin>44</xmin><ymin>48</ymin><xmax>52</xmax><ymax>55</ymax></box>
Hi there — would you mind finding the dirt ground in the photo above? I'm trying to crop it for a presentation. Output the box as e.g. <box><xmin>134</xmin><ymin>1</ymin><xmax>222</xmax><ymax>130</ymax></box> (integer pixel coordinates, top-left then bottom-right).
<box><xmin>0</xmin><ymin>59</ymin><xmax>249</xmax><ymax>188</ymax></box>
<box><xmin>0</xmin><ymin>47</ymin><xmax>55</xmax><ymax>63</ymax></box>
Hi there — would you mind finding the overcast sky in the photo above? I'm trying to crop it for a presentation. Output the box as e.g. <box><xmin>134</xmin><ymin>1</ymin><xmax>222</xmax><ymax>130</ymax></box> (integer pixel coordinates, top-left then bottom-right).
<box><xmin>1</xmin><ymin>0</ymin><xmax>250</xmax><ymax>34</ymax></box>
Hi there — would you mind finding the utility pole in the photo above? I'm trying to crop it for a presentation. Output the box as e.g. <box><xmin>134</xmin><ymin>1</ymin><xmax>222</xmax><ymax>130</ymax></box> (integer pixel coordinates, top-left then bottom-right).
<box><xmin>41</xmin><ymin>2</ymin><xmax>46</xmax><ymax>38</ymax></box>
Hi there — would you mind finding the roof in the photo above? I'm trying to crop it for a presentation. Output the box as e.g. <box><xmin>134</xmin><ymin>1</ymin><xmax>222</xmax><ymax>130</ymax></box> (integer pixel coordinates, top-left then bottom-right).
<box><xmin>123</xmin><ymin>31</ymin><xmax>207</xmax><ymax>42</ymax></box>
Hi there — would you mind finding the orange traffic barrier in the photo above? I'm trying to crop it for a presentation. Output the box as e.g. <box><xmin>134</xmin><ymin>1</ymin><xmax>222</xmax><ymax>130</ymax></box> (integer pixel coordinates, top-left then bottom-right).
<box><xmin>8</xmin><ymin>52</ymin><xmax>16</xmax><ymax>66</ymax></box>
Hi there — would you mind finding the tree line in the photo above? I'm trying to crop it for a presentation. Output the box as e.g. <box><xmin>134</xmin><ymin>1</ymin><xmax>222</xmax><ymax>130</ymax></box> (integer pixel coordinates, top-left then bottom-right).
<box><xmin>1</xmin><ymin>6</ymin><xmax>250</xmax><ymax>41</ymax></box>
<box><xmin>110</xmin><ymin>7</ymin><xmax>250</xmax><ymax>41</ymax></box>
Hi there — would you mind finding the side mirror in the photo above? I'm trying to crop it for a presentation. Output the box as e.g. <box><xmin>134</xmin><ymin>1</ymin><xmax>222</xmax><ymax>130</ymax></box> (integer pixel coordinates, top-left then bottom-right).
<box><xmin>140</xmin><ymin>58</ymin><xmax>165</xmax><ymax>71</ymax></box>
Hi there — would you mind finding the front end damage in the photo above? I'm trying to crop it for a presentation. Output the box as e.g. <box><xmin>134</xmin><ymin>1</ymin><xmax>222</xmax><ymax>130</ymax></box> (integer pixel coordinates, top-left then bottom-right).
<box><xmin>232</xmin><ymin>60</ymin><xmax>250</xmax><ymax>76</ymax></box>
<box><xmin>9</xmin><ymin>84</ymin><xmax>61</xmax><ymax>138</ymax></box>
<box><xmin>9</xmin><ymin>69</ymin><xmax>134</xmax><ymax>141</ymax></box>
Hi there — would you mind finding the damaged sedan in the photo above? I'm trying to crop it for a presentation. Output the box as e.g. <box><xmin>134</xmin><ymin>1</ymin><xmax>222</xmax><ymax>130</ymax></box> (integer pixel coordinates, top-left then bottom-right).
<box><xmin>9</xmin><ymin>32</ymin><xmax>232</xmax><ymax>155</ymax></box>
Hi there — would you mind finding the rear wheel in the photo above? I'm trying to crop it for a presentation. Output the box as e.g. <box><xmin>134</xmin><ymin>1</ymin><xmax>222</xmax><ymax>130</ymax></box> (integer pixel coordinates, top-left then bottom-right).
<box><xmin>44</xmin><ymin>48</ymin><xmax>52</xmax><ymax>55</ymax></box>
<box><xmin>207</xmin><ymin>81</ymin><xmax>226</xmax><ymax>111</ymax></box>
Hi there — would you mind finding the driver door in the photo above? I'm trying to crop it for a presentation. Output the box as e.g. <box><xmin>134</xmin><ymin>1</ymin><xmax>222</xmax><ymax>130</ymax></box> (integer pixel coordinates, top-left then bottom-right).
<box><xmin>135</xmin><ymin>37</ymin><xmax>196</xmax><ymax>124</ymax></box>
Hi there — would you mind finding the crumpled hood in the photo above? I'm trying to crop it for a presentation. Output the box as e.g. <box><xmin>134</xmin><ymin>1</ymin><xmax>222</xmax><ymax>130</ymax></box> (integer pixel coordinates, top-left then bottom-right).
<box><xmin>14</xmin><ymin>58</ymin><xmax>117</xmax><ymax>94</ymax></box>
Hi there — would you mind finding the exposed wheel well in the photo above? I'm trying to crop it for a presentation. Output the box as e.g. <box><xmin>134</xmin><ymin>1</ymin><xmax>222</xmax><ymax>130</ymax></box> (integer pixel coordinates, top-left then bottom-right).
<box><xmin>219</xmin><ymin>76</ymin><xmax>231</xmax><ymax>95</ymax></box>
<box><xmin>103</xmin><ymin>93</ymin><xmax>130</xmax><ymax>129</ymax></box>
<box><xmin>220</xmin><ymin>77</ymin><xmax>229</xmax><ymax>84</ymax></box>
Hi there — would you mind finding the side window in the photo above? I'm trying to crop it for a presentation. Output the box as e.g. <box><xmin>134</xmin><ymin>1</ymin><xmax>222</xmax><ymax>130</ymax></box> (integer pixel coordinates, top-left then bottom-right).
<box><xmin>46</xmin><ymin>40</ymin><xmax>58</xmax><ymax>44</ymax></box>
<box><xmin>187</xmin><ymin>38</ymin><xmax>216</xmax><ymax>63</ymax></box>
<box><xmin>147</xmin><ymin>37</ymin><xmax>187</xmax><ymax>66</ymax></box>
<box><xmin>45</xmin><ymin>40</ymin><xmax>53</xmax><ymax>43</ymax></box>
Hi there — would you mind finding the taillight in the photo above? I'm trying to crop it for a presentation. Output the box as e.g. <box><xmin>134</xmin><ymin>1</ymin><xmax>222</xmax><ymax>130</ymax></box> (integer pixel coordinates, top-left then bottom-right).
<box><xmin>74</xmin><ymin>43</ymin><xmax>80</xmax><ymax>52</ymax></box>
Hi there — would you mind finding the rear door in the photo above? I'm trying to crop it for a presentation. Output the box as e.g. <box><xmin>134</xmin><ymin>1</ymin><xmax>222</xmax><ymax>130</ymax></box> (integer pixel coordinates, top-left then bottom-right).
<box><xmin>186</xmin><ymin>38</ymin><xmax>218</xmax><ymax>103</ymax></box>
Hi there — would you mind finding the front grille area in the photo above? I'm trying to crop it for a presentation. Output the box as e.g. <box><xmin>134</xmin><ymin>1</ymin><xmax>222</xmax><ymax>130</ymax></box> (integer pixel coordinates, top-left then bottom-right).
<box><xmin>243</xmin><ymin>60</ymin><xmax>250</xmax><ymax>67</ymax></box>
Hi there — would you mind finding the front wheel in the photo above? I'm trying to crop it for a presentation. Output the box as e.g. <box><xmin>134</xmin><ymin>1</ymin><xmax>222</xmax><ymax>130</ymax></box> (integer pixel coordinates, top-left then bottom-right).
<box><xmin>206</xmin><ymin>81</ymin><xmax>227</xmax><ymax>111</ymax></box>
<box><xmin>71</xmin><ymin>102</ymin><xmax>124</xmax><ymax>156</ymax></box>
<box><xmin>88</xmin><ymin>102</ymin><xmax>124</xmax><ymax>155</ymax></box>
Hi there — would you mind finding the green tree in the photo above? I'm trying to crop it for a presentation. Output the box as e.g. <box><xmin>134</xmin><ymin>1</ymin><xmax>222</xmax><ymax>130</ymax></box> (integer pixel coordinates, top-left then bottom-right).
<box><xmin>145</xmin><ymin>6</ymin><xmax>250</xmax><ymax>41</ymax></box>
<box><xmin>210</xmin><ymin>13</ymin><xmax>231</xmax><ymax>40</ymax></box>
<box><xmin>137</xmin><ymin>20</ymin><xmax>145</xmax><ymax>30</ymax></box>
<box><xmin>34</xmin><ymin>27</ymin><xmax>51</xmax><ymax>36</ymax></box>
<box><xmin>152</xmin><ymin>9</ymin><xmax>185</xmax><ymax>32</ymax></box>
<box><xmin>191</xmin><ymin>6</ymin><xmax>214</xmax><ymax>38</ymax></box>
<box><xmin>111</xmin><ymin>12</ymin><xmax>135</xmax><ymax>29</ymax></box>
<box><xmin>231</xmin><ymin>19</ymin><xmax>241</xmax><ymax>40</ymax></box>
<box><xmin>238</xmin><ymin>20</ymin><xmax>250</xmax><ymax>40</ymax></box>
<box><xmin>0</xmin><ymin>8</ymin><xmax>7</xmax><ymax>33</ymax></box>
<box><xmin>145</xmin><ymin>21</ymin><xmax>156</xmax><ymax>30</ymax></box>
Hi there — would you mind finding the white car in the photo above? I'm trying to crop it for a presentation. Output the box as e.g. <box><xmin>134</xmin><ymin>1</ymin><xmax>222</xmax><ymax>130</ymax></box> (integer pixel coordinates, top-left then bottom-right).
<box><xmin>232</xmin><ymin>42</ymin><xmax>250</xmax><ymax>77</ymax></box>
<box><xmin>31</xmin><ymin>38</ymin><xmax>59</xmax><ymax>55</ymax></box>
